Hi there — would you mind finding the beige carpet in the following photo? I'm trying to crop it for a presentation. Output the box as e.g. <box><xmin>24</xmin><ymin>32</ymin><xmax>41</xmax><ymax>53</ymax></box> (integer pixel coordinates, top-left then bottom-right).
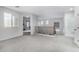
<box><xmin>0</xmin><ymin>34</ymin><xmax>79</xmax><ymax>52</ymax></box>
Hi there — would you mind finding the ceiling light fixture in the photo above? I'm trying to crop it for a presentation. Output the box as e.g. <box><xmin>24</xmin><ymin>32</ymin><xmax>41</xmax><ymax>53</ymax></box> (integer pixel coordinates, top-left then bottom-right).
<box><xmin>69</xmin><ymin>8</ymin><xmax>74</xmax><ymax>11</ymax></box>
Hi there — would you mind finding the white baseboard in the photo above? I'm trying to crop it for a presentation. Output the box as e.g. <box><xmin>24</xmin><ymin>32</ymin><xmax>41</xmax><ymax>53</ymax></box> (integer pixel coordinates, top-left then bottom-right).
<box><xmin>0</xmin><ymin>34</ymin><xmax>23</xmax><ymax>41</ymax></box>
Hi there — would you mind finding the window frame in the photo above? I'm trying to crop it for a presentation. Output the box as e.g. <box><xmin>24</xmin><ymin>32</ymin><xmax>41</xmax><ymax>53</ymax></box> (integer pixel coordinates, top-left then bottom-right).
<box><xmin>4</xmin><ymin>12</ymin><xmax>16</xmax><ymax>28</ymax></box>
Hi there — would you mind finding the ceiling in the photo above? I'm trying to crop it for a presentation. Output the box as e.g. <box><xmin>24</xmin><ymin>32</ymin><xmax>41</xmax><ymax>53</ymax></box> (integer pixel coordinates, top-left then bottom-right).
<box><xmin>6</xmin><ymin>6</ymin><xmax>74</xmax><ymax>18</ymax></box>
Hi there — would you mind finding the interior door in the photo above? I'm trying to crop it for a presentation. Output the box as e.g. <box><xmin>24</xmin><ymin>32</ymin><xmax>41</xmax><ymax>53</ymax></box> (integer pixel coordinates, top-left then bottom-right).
<box><xmin>74</xmin><ymin>7</ymin><xmax>79</xmax><ymax>46</ymax></box>
<box><xmin>74</xmin><ymin>15</ymin><xmax>79</xmax><ymax>43</ymax></box>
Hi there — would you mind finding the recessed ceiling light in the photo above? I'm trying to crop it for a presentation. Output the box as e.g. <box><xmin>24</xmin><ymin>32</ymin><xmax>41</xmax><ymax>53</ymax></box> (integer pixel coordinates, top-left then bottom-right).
<box><xmin>69</xmin><ymin>8</ymin><xmax>74</xmax><ymax>11</ymax></box>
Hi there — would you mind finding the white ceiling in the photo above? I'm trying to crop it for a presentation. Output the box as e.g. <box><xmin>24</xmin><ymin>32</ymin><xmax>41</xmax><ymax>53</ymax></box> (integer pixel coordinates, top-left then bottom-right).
<box><xmin>6</xmin><ymin>6</ymin><xmax>74</xmax><ymax>18</ymax></box>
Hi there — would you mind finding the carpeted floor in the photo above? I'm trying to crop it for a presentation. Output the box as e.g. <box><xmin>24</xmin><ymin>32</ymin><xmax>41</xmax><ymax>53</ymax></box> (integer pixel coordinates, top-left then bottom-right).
<box><xmin>0</xmin><ymin>34</ymin><xmax>79</xmax><ymax>52</ymax></box>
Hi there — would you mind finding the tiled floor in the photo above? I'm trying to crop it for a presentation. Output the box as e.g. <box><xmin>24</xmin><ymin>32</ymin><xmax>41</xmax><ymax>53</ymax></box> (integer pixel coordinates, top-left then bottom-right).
<box><xmin>0</xmin><ymin>34</ymin><xmax>79</xmax><ymax>52</ymax></box>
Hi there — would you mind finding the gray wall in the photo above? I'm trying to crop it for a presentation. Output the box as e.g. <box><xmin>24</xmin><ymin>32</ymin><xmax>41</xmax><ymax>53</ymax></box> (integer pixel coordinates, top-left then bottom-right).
<box><xmin>0</xmin><ymin>7</ymin><xmax>23</xmax><ymax>41</ymax></box>
<box><xmin>30</xmin><ymin>15</ymin><xmax>38</xmax><ymax>34</ymax></box>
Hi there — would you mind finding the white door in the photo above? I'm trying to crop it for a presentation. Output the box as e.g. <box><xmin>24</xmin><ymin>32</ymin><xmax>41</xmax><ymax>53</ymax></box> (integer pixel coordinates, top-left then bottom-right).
<box><xmin>74</xmin><ymin>7</ymin><xmax>79</xmax><ymax>46</ymax></box>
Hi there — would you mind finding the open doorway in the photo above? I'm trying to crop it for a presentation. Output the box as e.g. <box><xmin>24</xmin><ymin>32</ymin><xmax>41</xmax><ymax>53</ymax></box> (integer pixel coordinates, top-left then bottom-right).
<box><xmin>23</xmin><ymin>16</ymin><xmax>31</xmax><ymax>35</ymax></box>
<box><xmin>54</xmin><ymin>22</ymin><xmax>60</xmax><ymax>35</ymax></box>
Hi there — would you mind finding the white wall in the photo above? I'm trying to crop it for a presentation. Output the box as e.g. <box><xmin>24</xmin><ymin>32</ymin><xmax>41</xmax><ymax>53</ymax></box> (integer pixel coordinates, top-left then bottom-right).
<box><xmin>74</xmin><ymin>7</ymin><xmax>79</xmax><ymax>28</ymax></box>
<box><xmin>30</xmin><ymin>15</ymin><xmax>38</xmax><ymax>35</ymax></box>
<box><xmin>0</xmin><ymin>7</ymin><xmax>23</xmax><ymax>41</ymax></box>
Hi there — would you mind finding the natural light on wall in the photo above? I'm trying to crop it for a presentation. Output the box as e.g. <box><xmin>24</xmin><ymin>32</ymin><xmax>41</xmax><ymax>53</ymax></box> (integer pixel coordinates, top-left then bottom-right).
<box><xmin>46</xmin><ymin>20</ymin><xmax>49</xmax><ymax>24</ymax></box>
<box><xmin>41</xmin><ymin>21</ymin><xmax>44</xmax><ymax>25</ymax></box>
<box><xmin>4</xmin><ymin>12</ymin><xmax>12</xmax><ymax>27</ymax></box>
<box><xmin>4</xmin><ymin>12</ymin><xmax>16</xmax><ymax>28</ymax></box>
<box><xmin>12</xmin><ymin>16</ymin><xmax>15</xmax><ymax>27</ymax></box>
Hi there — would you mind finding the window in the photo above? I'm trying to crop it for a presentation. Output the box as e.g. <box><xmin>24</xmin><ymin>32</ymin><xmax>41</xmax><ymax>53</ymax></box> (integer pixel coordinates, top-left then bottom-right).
<box><xmin>12</xmin><ymin>16</ymin><xmax>15</xmax><ymax>27</ymax></box>
<box><xmin>27</xmin><ymin>22</ymin><xmax>30</xmax><ymax>27</ymax></box>
<box><xmin>54</xmin><ymin>22</ymin><xmax>60</xmax><ymax>29</ymax></box>
<box><xmin>41</xmin><ymin>21</ymin><xmax>44</xmax><ymax>25</ymax></box>
<box><xmin>4</xmin><ymin>12</ymin><xmax>16</xmax><ymax>27</ymax></box>
<box><xmin>4</xmin><ymin>12</ymin><xmax>12</xmax><ymax>27</ymax></box>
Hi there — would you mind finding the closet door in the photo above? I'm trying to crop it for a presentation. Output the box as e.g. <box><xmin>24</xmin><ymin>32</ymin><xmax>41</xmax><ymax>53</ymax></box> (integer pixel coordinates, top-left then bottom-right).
<box><xmin>74</xmin><ymin>7</ymin><xmax>79</xmax><ymax>45</ymax></box>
